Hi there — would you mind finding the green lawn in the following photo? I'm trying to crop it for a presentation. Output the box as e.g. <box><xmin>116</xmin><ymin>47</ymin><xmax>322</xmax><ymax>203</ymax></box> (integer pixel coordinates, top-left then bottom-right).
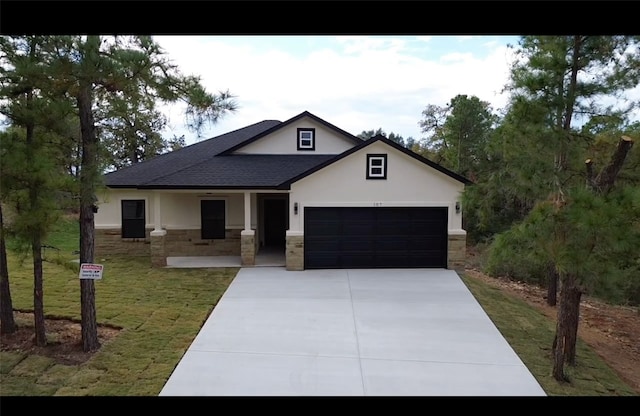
<box><xmin>0</xmin><ymin>217</ymin><xmax>637</xmax><ymax>396</ymax></box>
<box><xmin>460</xmin><ymin>274</ymin><xmax>637</xmax><ymax>396</ymax></box>
<box><xmin>1</xmin><ymin>218</ymin><xmax>237</xmax><ymax>396</ymax></box>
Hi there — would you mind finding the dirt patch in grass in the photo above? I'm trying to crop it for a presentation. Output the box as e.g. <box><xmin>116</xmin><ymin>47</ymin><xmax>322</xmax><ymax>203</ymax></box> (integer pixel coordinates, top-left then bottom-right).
<box><xmin>464</xmin><ymin>267</ymin><xmax>640</xmax><ymax>395</ymax></box>
<box><xmin>1</xmin><ymin>311</ymin><xmax>121</xmax><ymax>366</ymax></box>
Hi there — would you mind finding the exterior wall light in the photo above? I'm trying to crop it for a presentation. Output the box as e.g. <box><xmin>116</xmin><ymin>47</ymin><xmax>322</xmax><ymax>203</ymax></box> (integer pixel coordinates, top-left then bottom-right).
<box><xmin>455</xmin><ymin>201</ymin><xmax>460</xmax><ymax>214</ymax></box>
<box><xmin>294</xmin><ymin>202</ymin><xmax>298</xmax><ymax>215</ymax></box>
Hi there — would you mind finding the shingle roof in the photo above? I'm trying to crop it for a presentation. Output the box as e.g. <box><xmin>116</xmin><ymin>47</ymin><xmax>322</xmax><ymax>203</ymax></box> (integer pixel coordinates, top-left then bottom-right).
<box><xmin>104</xmin><ymin>120</ymin><xmax>281</xmax><ymax>187</ymax></box>
<box><xmin>103</xmin><ymin>117</ymin><xmax>471</xmax><ymax>190</ymax></box>
<box><xmin>136</xmin><ymin>155</ymin><xmax>336</xmax><ymax>189</ymax></box>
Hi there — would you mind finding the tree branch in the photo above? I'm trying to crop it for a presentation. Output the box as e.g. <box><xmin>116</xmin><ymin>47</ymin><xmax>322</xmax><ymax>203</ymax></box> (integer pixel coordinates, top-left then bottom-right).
<box><xmin>593</xmin><ymin>135</ymin><xmax>634</xmax><ymax>195</ymax></box>
<box><xmin>585</xmin><ymin>158</ymin><xmax>595</xmax><ymax>191</ymax></box>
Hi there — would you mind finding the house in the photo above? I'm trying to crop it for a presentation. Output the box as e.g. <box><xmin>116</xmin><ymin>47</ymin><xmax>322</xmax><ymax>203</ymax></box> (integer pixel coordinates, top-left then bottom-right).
<box><xmin>94</xmin><ymin>111</ymin><xmax>471</xmax><ymax>271</ymax></box>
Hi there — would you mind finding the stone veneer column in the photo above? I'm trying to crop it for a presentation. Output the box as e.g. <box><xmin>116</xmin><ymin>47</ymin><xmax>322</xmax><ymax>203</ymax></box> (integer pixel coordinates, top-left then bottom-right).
<box><xmin>150</xmin><ymin>229</ymin><xmax>167</xmax><ymax>267</ymax></box>
<box><xmin>241</xmin><ymin>230</ymin><xmax>255</xmax><ymax>266</ymax></box>
<box><xmin>447</xmin><ymin>231</ymin><xmax>466</xmax><ymax>273</ymax></box>
<box><xmin>286</xmin><ymin>231</ymin><xmax>304</xmax><ymax>271</ymax></box>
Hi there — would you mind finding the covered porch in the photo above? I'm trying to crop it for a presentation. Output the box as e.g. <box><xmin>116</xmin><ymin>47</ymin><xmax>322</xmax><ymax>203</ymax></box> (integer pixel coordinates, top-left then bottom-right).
<box><xmin>147</xmin><ymin>189</ymin><xmax>291</xmax><ymax>268</ymax></box>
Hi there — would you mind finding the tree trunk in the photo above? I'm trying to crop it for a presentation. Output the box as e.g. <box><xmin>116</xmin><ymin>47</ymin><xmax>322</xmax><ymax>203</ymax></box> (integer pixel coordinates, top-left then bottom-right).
<box><xmin>0</xmin><ymin>204</ymin><xmax>17</xmax><ymax>334</ymax></box>
<box><xmin>585</xmin><ymin>159</ymin><xmax>595</xmax><ymax>190</ymax></box>
<box><xmin>24</xmin><ymin>74</ymin><xmax>47</xmax><ymax>346</ymax></box>
<box><xmin>552</xmin><ymin>314</ymin><xmax>568</xmax><ymax>381</ymax></box>
<box><xmin>77</xmin><ymin>76</ymin><xmax>100</xmax><ymax>352</ymax></box>
<box><xmin>564</xmin><ymin>277</ymin><xmax>582</xmax><ymax>365</ymax></box>
<box><xmin>552</xmin><ymin>271</ymin><xmax>582</xmax><ymax>380</ymax></box>
<box><xmin>32</xmin><ymin>235</ymin><xmax>46</xmax><ymax>346</ymax></box>
<box><xmin>546</xmin><ymin>261</ymin><xmax>557</xmax><ymax>307</ymax></box>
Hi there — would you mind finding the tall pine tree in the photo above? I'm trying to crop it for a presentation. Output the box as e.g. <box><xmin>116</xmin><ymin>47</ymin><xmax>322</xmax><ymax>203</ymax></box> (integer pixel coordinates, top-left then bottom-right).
<box><xmin>0</xmin><ymin>36</ymin><xmax>75</xmax><ymax>345</ymax></box>
<box><xmin>42</xmin><ymin>35</ymin><xmax>237</xmax><ymax>350</ymax></box>
<box><xmin>496</xmin><ymin>35</ymin><xmax>639</xmax><ymax>381</ymax></box>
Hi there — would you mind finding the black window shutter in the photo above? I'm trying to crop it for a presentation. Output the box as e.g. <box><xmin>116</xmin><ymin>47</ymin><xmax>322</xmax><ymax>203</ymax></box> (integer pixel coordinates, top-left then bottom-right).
<box><xmin>121</xmin><ymin>200</ymin><xmax>146</xmax><ymax>238</ymax></box>
<box><xmin>201</xmin><ymin>200</ymin><xmax>225</xmax><ymax>239</ymax></box>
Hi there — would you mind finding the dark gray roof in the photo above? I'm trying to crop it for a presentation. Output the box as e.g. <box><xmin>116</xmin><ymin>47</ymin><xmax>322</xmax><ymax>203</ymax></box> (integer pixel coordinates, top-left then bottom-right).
<box><xmin>104</xmin><ymin>116</ymin><xmax>471</xmax><ymax>190</ymax></box>
<box><xmin>104</xmin><ymin>120</ymin><xmax>281</xmax><ymax>187</ymax></box>
<box><xmin>137</xmin><ymin>155</ymin><xmax>336</xmax><ymax>188</ymax></box>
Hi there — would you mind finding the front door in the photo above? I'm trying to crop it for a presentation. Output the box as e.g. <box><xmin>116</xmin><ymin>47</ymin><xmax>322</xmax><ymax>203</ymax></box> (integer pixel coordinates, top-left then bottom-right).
<box><xmin>264</xmin><ymin>198</ymin><xmax>287</xmax><ymax>248</ymax></box>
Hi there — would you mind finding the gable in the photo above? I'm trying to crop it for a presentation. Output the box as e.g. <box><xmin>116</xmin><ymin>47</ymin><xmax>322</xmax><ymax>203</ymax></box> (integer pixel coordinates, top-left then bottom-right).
<box><xmin>231</xmin><ymin>115</ymin><xmax>358</xmax><ymax>155</ymax></box>
<box><xmin>290</xmin><ymin>140</ymin><xmax>465</xmax><ymax>202</ymax></box>
<box><xmin>282</xmin><ymin>135</ymin><xmax>470</xmax><ymax>189</ymax></box>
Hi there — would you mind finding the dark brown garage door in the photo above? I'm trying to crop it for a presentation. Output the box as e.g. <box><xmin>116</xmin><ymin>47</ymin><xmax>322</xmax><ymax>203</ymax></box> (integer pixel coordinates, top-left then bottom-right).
<box><xmin>304</xmin><ymin>207</ymin><xmax>448</xmax><ymax>269</ymax></box>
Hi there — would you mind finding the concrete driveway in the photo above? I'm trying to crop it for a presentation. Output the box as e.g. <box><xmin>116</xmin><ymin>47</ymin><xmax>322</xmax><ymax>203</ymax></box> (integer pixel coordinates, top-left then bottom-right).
<box><xmin>159</xmin><ymin>268</ymin><xmax>546</xmax><ymax>396</ymax></box>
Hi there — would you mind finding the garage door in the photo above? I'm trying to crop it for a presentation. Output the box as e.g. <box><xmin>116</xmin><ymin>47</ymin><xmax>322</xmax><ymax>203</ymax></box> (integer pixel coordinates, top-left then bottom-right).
<box><xmin>304</xmin><ymin>207</ymin><xmax>448</xmax><ymax>269</ymax></box>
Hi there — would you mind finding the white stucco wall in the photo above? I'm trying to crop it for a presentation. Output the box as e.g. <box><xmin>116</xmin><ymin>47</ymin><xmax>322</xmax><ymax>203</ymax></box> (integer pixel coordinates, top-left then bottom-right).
<box><xmin>95</xmin><ymin>189</ymin><xmax>154</xmax><ymax>228</ymax></box>
<box><xmin>288</xmin><ymin>141</ymin><xmax>465</xmax><ymax>233</ymax></box>
<box><xmin>233</xmin><ymin>117</ymin><xmax>357</xmax><ymax>154</ymax></box>
<box><xmin>95</xmin><ymin>190</ymin><xmax>260</xmax><ymax>230</ymax></box>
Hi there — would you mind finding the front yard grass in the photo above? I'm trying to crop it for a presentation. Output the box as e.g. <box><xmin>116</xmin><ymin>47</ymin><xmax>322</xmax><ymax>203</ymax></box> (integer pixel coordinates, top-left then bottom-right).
<box><xmin>1</xmin><ymin>231</ymin><xmax>237</xmax><ymax>395</ymax></box>
<box><xmin>460</xmin><ymin>273</ymin><xmax>637</xmax><ymax>396</ymax></box>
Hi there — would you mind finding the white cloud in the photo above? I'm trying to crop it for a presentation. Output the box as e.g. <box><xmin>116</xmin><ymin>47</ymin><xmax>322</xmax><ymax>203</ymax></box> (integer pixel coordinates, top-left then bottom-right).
<box><xmin>415</xmin><ymin>36</ymin><xmax>433</xmax><ymax>44</ymax></box>
<box><xmin>154</xmin><ymin>35</ymin><xmax>519</xmax><ymax>143</ymax></box>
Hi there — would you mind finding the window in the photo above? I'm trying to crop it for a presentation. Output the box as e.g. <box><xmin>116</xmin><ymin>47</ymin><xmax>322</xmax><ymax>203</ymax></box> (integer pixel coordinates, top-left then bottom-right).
<box><xmin>201</xmin><ymin>200</ymin><xmax>226</xmax><ymax>239</ymax></box>
<box><xmin>121</xmin><ymin>200</ymin><xmax>146</xmax><ymax>238</ymax></box>
<box><xmin>367</xmin><ymin>154</ymin><xmax>387</xmax><ymax>179</ymax></box>
<box><xmin>297</xmin><ymin>128</ymin><xmax>315</xmax><ymax>151</ymax></box>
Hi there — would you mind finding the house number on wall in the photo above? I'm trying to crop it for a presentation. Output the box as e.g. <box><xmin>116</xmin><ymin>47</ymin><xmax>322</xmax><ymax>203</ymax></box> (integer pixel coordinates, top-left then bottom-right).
<box><xmin>373</xmin><ymin>202</ymin><xmax>383</xmax><ymax>207</ymax></box>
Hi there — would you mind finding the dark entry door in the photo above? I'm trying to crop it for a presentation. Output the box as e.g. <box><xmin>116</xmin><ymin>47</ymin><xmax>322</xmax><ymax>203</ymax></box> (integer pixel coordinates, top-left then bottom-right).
<box><xmin>304</xmin><ymin>207</ymin><xmax>448</xmax><ymax>269</ymax></box>
<box><xmin>264</xmin><ymin>199</ymin><xmax>287</xmax><ymax>248</ymax></box>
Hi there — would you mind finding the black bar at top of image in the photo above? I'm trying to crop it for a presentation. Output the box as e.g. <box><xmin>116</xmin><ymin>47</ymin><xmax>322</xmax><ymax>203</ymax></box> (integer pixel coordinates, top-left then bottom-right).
<box><xmin>1</xmin><ymin>1</ymin><xmax>637</xmax><ymax>36</ymax></box>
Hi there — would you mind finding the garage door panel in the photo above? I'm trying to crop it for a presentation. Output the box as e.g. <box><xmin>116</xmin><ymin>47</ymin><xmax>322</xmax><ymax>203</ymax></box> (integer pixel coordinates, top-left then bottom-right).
<box><xmin>305</xmin><ymin>237</ymin><xmax>339</xmax><ymax>252</ymax></box>
<box><xmin>304</xmin><ymin>207</ymin><xmax>447</xmax><ymax>269</ymax></box>
<box><xmin>411</xmin><ymin>221</ymin><xmax>445</xmax><ymax>234</ymax></box>
<box><xmin>308</xmin><ymin>209</ymin><xmax>342</xmax><ymax>221</ymax></box>
<box><xmin>343</xmin><ymin>222</ymin><xmax>375</xmax><ymax>235</ymax></box>
<box><xmin>410</xmin><ymin>236</ymin><xmax>446</xmax><ymax>247</ymax></box>
<box><xmin>306</xmin><ymin>254</ymin><xmax>341</xmax><ymax>269</ymax></box>
<box><xmin>374</xmin><ymin>252</ymin><xmax>413</xmax><ymax>266</ymax></box>
<box><xmin>343</xmin><ymin>209</ymin><xmax>375</xmax><ymax>221</ymax></box>
<box><xmin>305</xmin><ymin>223</ymin><xmax>342</xmax><ymax>236</ymax></box>
<box><xmin>342</xmin><ymin>254</ymin><xmax>376</xmax><ymax>269</ymax></box>
<box><xmin>342</xmin><ymin>239</ymin><xmax>374</xmax><ymax>252</ymax></box>
<box><xmin>375</xmin><ymin>237</ymin><xmax>410</xmax><ymax>251</ymax></box>
<box><xmin>376</xmin><ymin>221</ymin><xmax>413</xmax><ymax>235</ymax></box>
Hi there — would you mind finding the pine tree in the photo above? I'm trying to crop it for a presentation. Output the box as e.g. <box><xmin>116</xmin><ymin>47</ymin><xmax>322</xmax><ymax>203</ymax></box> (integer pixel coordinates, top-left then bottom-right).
<box><xmin>0</xmin><ymin>36</ymin><xmax>76</xmax><ymax>346</ymax></box>
<box><xmin>496</xmin><ymin>35</ymin><xmax>639</xmax><ymax>381</ymax></box>
<box><xmin>43</xmin><ymin>35</ymin><xmax>237</xmax><ymax>351</ymax></box>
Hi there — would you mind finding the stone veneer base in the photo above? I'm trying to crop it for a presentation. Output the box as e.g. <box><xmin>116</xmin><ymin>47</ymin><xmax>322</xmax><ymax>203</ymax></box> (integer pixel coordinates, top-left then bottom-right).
<box><xmin>97</xmin><ymin>228</ymin><xmax>465</xmax><ymax>272</ymax></box>
<box><xmin>285</xmin><ymin>235</ymin><xmax>304</xmax><ymax>271</ymax></box>
<box><xmin>95</xmin><ymin>228</ymin><xmax>242</xmax><ymax>260</ymax></box>
<box><xmin>447</xmin><ymin>233</ymin><xmax>466</xmax><ymax>273</ymax></box>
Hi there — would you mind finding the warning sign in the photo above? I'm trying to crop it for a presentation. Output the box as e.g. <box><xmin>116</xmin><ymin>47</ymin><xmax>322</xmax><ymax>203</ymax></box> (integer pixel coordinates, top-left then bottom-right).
<box><xmin>79</xmin><ymin>263</ymin><xmax>104</xmax><ymax>280</ymax></box>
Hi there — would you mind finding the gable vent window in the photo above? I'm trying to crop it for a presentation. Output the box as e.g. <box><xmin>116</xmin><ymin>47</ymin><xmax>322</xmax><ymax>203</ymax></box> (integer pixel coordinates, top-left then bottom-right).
<box><xmin>367</xmin><ymin>154</ymin><xmax>387</xmax><ymax>179</ymax></box>
<box><xmin>297</xmin><ymin>128</ymin><xmax>315</xmax><ymax>151</ymax></box>
<box><xmin>121</xmin><ymin>199</ymin><xmax>146</xmax><ymax>238</ymax></box>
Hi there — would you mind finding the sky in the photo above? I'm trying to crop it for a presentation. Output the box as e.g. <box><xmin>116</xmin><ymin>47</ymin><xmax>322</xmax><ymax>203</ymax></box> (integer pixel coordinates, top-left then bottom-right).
<box><xmin>153</xmin><ymin>36</ymin><xmax>523</xmax><ymax>145</ymax></box>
